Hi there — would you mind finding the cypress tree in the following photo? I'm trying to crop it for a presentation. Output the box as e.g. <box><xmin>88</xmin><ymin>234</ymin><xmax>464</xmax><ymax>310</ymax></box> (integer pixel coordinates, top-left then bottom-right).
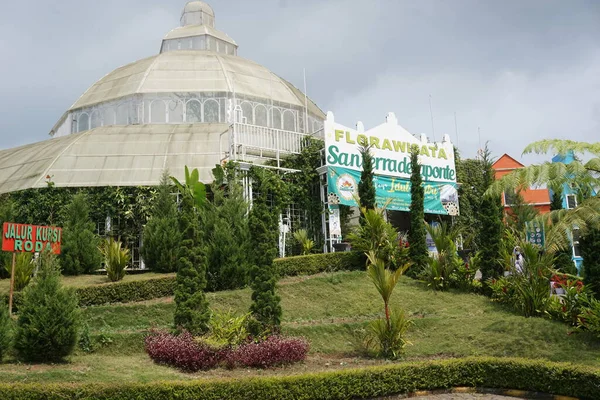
<box><xmin>173</xmin><ymin>193</ymin><xmax>210</xmax><ymax>335</ymax></box>
<box><xmin>581</xmin><ymin>228</ymin><xmax>600</xmax><ymax>296</ymax></box>
<box><xmin>550</xmin><ymin>186</ymin><xmax>564</xmax><ymax>211</ymax></box>
<box><xmin>479</xmin><ymin>146</ymin><xmax>504</xmax><ymax>283</ymax></box>
<box><xmin>408</xmin><ymin>146</ymin><xmax>428</xmax><ymax>275</ymax></box>
<box><xmin>141</xmin><ymin>171</ymin><xmax>181</xmax><ymax>272</ymax></box>
<box><xmin>248</xmin><ymin>168</ymin><xmax>284</xmax><ymax>333</ymax></box>
<box><xmin>358</xmin><ymin>145</ymin><xmax>376</xmax><ymax>218</ymax></box>
<box><xmin>61</xmin><ymin>193</ymin><xmax>102</xmax><ymax>275</ymax></box>
<box><xmin>15</xmin><ymin>251</ymin><xmax>80</xmax><ymax>362</ymax></box>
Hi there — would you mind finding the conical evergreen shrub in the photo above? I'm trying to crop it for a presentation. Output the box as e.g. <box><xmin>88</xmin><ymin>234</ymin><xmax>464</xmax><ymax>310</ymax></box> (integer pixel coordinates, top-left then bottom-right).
<box><xmin>61</xmin><ymin>193</ymin><xmax>102</xmax><ymax>275</ymax></box>
<box><xmin>0</xmin><ymin>300</ymin><xmax>12</xmax><ymax>361</ymax></box>
<box><xmin>15</xmin><ymin>251</ymin><xmax>80</xmax><ymax>362</ymax></box>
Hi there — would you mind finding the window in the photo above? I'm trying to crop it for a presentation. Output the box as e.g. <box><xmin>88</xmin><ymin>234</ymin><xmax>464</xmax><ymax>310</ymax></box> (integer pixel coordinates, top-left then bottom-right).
<box><xmin>204</xmin><ymin>99</ymin><xmax>220</xmax><ymax>123</ymax></box>
<box><xmin>186</xmin><ymin>100</ymin><xmax>202</xmax><ymax>123</ymax></box>
<box><xmin>272</xmin><ymin>108</ymin><xmax>282</xmax><ymax>129</ymax></box>
<box><xmin>150</xmin><ymin>100</ymin><xmax>167</xmax><ymax>123</ymax></box>
<box><xmin>573</xmin><ymin>228</ymin><xmax>581</xmax><ymax>257</ymax></box>
<box><xmin>168</xmin><ymin>101</ymin><xmax>183</xmax><ymax>123</ymax></box>
<box><xmin>78</xmin><ymin>113</ymin><xmax>90</xmax><ymax>132</ymax></box>
<box><xmin>566</xmin><ymin>194</ymin><xmax>577</xmax><ymax>209</ymax></box>
<box><xmin>255</xmin><ymin>105</ymin><xmax>268</xmax><ymax>127</ymax></box>
<box><xmin>283</xmin><ymin>110</ymin><xmax>296</xmax><ymax>132</ymax></box>
<box><xmin>90</xmin><ymin>111</ymin><xmax>101</xmax><ymax>129</ymax></box>
<box><xmin>504</xmin><ymin>191</ymin><xmax>517</xmax><ymax>206</ymax></box>
<box><xmin>240</xmin><ymin>102</ymin><xmax>253</xmax><ymax>124</ymax></box>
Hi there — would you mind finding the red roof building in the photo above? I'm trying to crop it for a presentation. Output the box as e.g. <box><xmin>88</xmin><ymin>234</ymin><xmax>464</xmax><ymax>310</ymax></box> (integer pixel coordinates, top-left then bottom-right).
<box><xmin>492</xmin><ymin>154</ymin><xmax>551</xmax><ymax>215</ymax></box>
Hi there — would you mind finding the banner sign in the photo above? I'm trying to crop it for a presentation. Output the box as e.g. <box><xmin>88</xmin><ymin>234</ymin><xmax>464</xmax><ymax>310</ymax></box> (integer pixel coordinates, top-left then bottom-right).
<box><xmin>2</xmin><ymin>223</ymin><xmax>62</xmax><ymax>254</ymax></box>
<box><xmin>324</xmin><ymin>112</ymin><xmax>459</xmax><ymax>216</ymax></box>
<box><xmin>327</xmin><ymin>166</ymin><xmax>459</xmax><ymax>215</ymax></box>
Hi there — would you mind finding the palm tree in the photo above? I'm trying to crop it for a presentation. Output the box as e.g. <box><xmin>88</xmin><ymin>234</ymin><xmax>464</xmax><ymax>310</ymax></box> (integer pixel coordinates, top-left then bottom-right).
<box><xmin>487</xmin><ymin>139</ymin><xmax>600</xmax><ymax>252</ymax></box>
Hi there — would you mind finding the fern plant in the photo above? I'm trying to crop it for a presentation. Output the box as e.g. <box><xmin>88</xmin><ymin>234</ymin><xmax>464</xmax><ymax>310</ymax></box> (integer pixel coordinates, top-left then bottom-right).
<box><xmin>4</xmin><ymin>253</ymin><xmax>35</xmax><ymax>291</ymax></box>
<box><xmin>293</xmin><ymin>229</ymin><xmax>314</xmax><ymax>255</ymax></box>
<box><xmin>100</xmin><ymin>238</ymin><xmax>130</xmax><ymax>282</ymax></box>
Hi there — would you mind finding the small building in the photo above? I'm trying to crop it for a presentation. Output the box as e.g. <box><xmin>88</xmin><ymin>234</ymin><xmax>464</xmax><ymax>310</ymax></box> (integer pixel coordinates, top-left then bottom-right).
<box><xmin>492</xmin><ymin>154</ymin><xmax>551</xmax><ymax>214</ymax></box>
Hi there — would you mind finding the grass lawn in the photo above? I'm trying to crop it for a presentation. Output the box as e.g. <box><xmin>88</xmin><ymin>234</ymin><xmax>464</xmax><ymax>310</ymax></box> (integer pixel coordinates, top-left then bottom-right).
<box><xmin>1</xmin><ymin>271</ymin><xmax>600</xmax><ymax>384</ymax></box>
<box><xmin>0</xmin><ymin>272</ymin><xmax>176</xmax><ymax>295</ymax></box>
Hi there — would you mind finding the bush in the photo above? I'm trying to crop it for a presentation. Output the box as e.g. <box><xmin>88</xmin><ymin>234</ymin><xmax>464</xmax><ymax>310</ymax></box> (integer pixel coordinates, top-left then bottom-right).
<box><xmin>14</xmin><ymin>251</ymin><xmax>80</xmax><ymax>362</ymax></box>
<box><xmin>203</xmin><ymin>310</ymin><xmax>250</xmax><ymax>348</ymax></box>
<box><xmin>101</xmin><ymin>238</ymin><xmax>130</xmax><ymax>282</ymax></box>
<box><xmin>1</xmin><ymin>358</ymin><xmax>600</xmax><ymax>399</ymax></box>
<box><xmin>145</xmin><ymin>330</ymin><xmax>222</xmax><ymax>372</ymax></box>
<box><xmin>76</xmin><ymin>277</ymin><xmax>176</xmax><ymax>307</ymax></box>
<box><xmin>274</xmin><ymin>252</ymin><xmax>363</xmax><ymax>277</ymax></box>
<box><xmin>227</xmin><ymin>336</ymin><xmax>309</xmax><ymax>369</ymax></box>
<box><xmin>61</xmin><ymin>193</ymin><xmax>103</xmax><ymax>275</ymax></box>
<box><xmin>4</xmin><ymin>253</ymin><xmax>34</xmax><ymax>292</ymax></box>
<box><xmin>0</xmin><ymin>300</ymin><xmax>12</xmax><ymax>361</ymax></box>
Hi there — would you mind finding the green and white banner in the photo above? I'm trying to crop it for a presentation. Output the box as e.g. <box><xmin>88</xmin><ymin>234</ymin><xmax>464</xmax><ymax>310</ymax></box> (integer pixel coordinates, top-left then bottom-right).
<box><xmin>323</xmin><ymin>112</ymin><xmax>459</xmax><ymax>216</ymax></box>
<box><xmin>327</xmin><ymin>166</ymin><xmax>459</xmax><ymax>215</ymax></box>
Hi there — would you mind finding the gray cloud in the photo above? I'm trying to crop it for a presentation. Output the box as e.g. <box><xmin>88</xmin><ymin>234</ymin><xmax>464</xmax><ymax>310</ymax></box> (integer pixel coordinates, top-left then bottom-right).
<box><xmin>1</xmin><ymin>0</ymin><xmax>598</xmax><ymax>162</ymax></box>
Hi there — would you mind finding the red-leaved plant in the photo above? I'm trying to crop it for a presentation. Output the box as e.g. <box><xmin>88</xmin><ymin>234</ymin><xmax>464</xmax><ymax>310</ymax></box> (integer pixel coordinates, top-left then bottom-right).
<box><xmin>144</xmin><ymin>330</ymin><xmax>222</xmax><ymax>372</ymax></box>
<box><xmin>226</xmin><ymin>336</ymin><xmax>310</xmax><ymax>369</ymax></box>
<box><xmin>145</xmin><ymin>330</ymin><xmax>309</xmax><ymax>371</ymax></box>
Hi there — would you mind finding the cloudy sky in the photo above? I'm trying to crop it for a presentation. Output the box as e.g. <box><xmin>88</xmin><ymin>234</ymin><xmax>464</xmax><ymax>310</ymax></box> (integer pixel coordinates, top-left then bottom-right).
<box><xmin>0</xmin><ymin>0</ymin><xmax>598</xmax><ymax>161</ymax></box>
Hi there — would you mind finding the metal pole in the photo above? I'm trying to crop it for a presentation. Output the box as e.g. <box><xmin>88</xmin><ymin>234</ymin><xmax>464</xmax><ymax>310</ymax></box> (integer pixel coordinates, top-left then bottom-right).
<box><xmin>8</xmin><ymin>252</ymin><xmax>16</xmax><ymax>316</ymax></box>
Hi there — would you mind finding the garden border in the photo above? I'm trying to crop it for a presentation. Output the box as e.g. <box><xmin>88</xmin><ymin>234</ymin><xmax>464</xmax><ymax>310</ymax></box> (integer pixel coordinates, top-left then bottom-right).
<box><xmin>0</xmin><ymin>357</ymin><xmax>597</xmax><ymax>400</ymax></box>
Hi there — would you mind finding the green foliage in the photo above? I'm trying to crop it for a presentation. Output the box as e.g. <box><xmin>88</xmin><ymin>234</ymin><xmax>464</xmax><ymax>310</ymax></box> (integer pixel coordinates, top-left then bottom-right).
<box><xmin>555</xmin><ymin>250</ymin><xmax>577</xmax><ymax>275</ymax></box>
<box><xmin>479</xmin><ymin>146</ymin><xmax>504</xmax><ymax>284</ymax></box>
<box><xmin>15</xmin><ymin>251</ymin><xmax>80</xmax><ymax>362</ymax></box>
<box><xmin>581</xmin><ymin>227</ymin><xmax>600</xmax><ymax>296</ymax></box>
<box><xmin>408</xmin><ymin>146</ymin><xmax>428</xmax><ymax>276</ymax></box>
<box><xmin>202</xmin><ymin>164</ymin><xmax>252</xmax><ymax>291</ymax></box>
<box><xmin>0</xmin><ymin>195</ymin><xmax>15</xmax><ymax>279</ymax></box>
<box><xmin>100</xmin><ymin>238</ymin><xmax>130</xmax><ymax>282</ymax></box>
<box><xmin>174</xmin><ymin>193</ymin><xmax>210</xmax><ymax>335</ymax></box>
<box><xmin>506</xmin><ymin>191</ymin><xmax>539</xmax><ymax>238</ymax></box>
<box><xmin>551</xmin><ymin>186</ymin><xmax>564</xmax><ymax>211</ymax></box>
<box><xmin>274</xmin><ymin>252</ymin><xmax>364</xmax><ymax>277</ymax></box>
<box><xmin>171</xmin><ymin>166</ymin><xmax>207</xmax><ymax>210</ymax></box>
<box><xmin>4</xmin><ymin>253</ymin><xmax>34</xmax><ymax>292</ymax></box>
<box><xmin>75</xmin><ymin>277</ymin><xmax>176</xmax><ymax>307</ymax></box>
<box><xmin>248</xmin><ymin>167</ymin><xmax>287</xmax><ymax>333</ymax></box>
<box><xmin>348</xmin><ymin>207</ymin><xmax>408</xmax><ymax>269</ymax></box>
<box><xmin>365</xmin><ymin>307</ymin><xmax>411</xmax><ymax>359</ymax></box>
<box><xmin>455</xmin><ymin>152</ymin><xmax>487</xmax><ymax>250</ymax></box>
<box><xmin>0</xmin><ymin>300</ymin><xmax>12</xmax><ymax>361</ymax></box>
<box><xmin>421</xmin><ymin>222</ymin><xmax>464</xmax><ymax>291</ymax></box>
<box><xmin>293</xmin><ymin>229</ymin><xmax>315</xmax><ymax>255</ymax></box>
<box><xmin>358</xmin><ymin>145</ymin><xmax>376</xmax><ymax>215</ymax></box>
<box><xmin>60</xmin><ymin>193</ymin><xmax>103</xmax><ymax>275</ymax></box>
<box><xmin>203</xmin><ymin>310</ymin><xmax>250</xmax><ymax>348</ymax></box>
<box><xmin>141</xmin><ymin>171</ymin><xmax>181</xmax><ymax>273</ymax></box>
<box><xmin>1</xmin><ymin>358</ymin><xmax>599</xmax><ymax>399</ymax></box>
<box><xmin>78</xmin><ymin>323</ymin><xmax>95</xmax><ymax>353</ymax></box>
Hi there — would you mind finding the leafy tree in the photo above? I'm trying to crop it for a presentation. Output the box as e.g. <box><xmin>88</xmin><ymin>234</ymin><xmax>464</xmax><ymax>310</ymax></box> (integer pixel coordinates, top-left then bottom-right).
<box><xmin>479</xmin><ymin>145</ymin><xmax>504</xmax><ymax>283</ymax></box>
<box><xmin>248</xmin><ymin>167</ymin><xmax>287</xmax><ymax>333</ymax></box>
<box><xmin>358</xmin><ymin>145</ymin><xmax>376</xmax><ymax>218</ymax></box>
<box><xmin>506</xmin><ymin>191</ymin><xmax>539</xmax><ymax>237</ymax></box>
<box><xmin>487</xmin><ymin>139</ymin><xmax>600</xmax><ymax>252</ymax></box>
<box><xmin>201</xmin><ymin>164</ymin><xmax>252</xmax><ymax>291</ymax></box>
<box><xmin>581</xmin><ymin>228</ymin><xmax>600</xmax><ymax>296</ymax></box>
<box><xmin>173</xmin><ymin>190</ymin><xmax>210</xmax><ymax>335</ymax></box>
<box><xmin>15</xmin><ymin>251</ymin><xmax>80</xmax><ymax>362</ymax></box>
<box><xmin>408</xmin><ymin>146</ymin><xmax>428</xmax><ymax>275</ymax></box>
<box><xmin>455</xmin><ymin>153</ymin><xmax>487</xmax><ymax>250</ymax></box>
<box><xmin>141</xmin><ymin>171</ymin><xmax>181</xmax><ymax>272</ymax></box>
<box><xmin>61</xmin><ymin>193</ymin><xmax>102</xmax><ymax>275</ymax></box>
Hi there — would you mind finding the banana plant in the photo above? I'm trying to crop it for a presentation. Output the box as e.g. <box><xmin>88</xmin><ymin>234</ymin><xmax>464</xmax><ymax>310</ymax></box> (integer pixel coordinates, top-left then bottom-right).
<box><xmin>171</xmin><ymin>166</ymin><xmax>207</xmax><ymax>209</ymax></box>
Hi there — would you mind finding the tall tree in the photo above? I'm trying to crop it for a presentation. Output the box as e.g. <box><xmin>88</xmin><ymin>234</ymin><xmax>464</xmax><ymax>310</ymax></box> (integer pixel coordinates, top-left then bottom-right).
<box><xmin>407</xmin><ymin>146</ymin><xmax>428</xmax><ymax>275</ymax></box>
<box><xmin>550</xmin><ymin>186</ymin><xmax>564</xmax><ymax>212</ymax></box>
<box><xmin>248</xmin><ymin>167</ymin><xmax>286</xmax><ymax>333</ymax></box>
<box><xmin>141</xmin><ymin>171</ymin><xmax>181</xmax><ymax>272</ymax></box>
<box><xmin>479</xmin><ymin>146</ymin><xmax>505</xmax><ymax>283</ymax></box>
<box><xmin>358</xmin><ymin>144</ymin><xmax>376</xmax><ymax>220</ymax></box>
<box><xmin>455</xmin><ymin>151</ymin><xmax>487</xmax><ymax>250</ymax></box>
<box><xmin>61</xmin><ymin>193</ymin><xmax>102</xmax><ymax>275</ymax></box>
<box><xmin>173</xmin><ymin>169</ymin><xmax>210</xmax><ymax>335</ymax></box>
<box><xmin>581</xmin><ymin>228</ymin><xmax>600</xmax><ymax>296</ymax></box>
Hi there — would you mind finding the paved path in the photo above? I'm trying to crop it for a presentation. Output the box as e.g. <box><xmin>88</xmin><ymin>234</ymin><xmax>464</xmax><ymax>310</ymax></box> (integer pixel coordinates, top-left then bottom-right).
<box><xmin>416</xmin><ymin>395</ymin><xmax>522</xmax><ymax>399</ymax></box>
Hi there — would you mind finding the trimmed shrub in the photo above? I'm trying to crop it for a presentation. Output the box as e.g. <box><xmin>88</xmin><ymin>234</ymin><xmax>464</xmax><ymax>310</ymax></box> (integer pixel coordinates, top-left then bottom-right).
<box><xmin>145</xmin><ymin>330</ymin><xmax>221</xmax><ymax>372</ymax></box>
<box><xmin>14</xmin><ymin>251</ymin><xmax>80</xmax><ymax>362</ymax></box>
<box><xmin>76</xmin><ymin>277</ymin><xmax>176</xmax><ymax>307</ymax></box>
<box><xmin>0</xmin><ymin>300</ymin><xmax>12</xmax><ymax>361</ymax></box>
<box><xmin>0</xmin><ymin>358</ymin><xmax>600</xmax><ymax>399</ymax></box>
<box><xmin>274</xmin><ymin>252</ymin><xmax>364</xmax><ymax>277</ymax></box>
<box><xmin>227</xmin><ymin>336</ymin><xmax>309</xmax><ymax>369</ymax></box>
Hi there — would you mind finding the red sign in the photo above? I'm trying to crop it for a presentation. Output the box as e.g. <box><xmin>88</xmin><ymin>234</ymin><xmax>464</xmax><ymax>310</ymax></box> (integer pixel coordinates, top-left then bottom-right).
<box><xmin>2</xmin><ymin>223</ymin><xmax>62</xmax><ymax>254</ymax></box>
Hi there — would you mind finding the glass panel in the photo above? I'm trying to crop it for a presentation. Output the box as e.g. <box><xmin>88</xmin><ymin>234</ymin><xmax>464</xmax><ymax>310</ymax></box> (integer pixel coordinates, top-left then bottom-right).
<box><xmin>90</xmin><ymin>111</ymin><xmax>101</xmax><ymax>129</ymax></box>
<box><xmin>567</xmin><ymin>195</ymin><xmax>577</xmax><ymax>209</ymax></box>
<box><xmin>116</xmin><ymin>104</ymin><xmax>129</xmax><ymax>124</ymax></box>
<box><xmin>272</xmin><ymin>108</ymin><xmax>282</xmax><ymax>129</ymax></box>
<box><xmin>207</xmin><ymin>36</ymin><xmax>215</xmax><ymax>51</ymax></box>
<box><xmin>150</xmin><ymin>100</ymin><xmax>167</xmax><ymax>123</ymax></box>
<box><xmin>504</xmin><ymin>191</ymin><xmax>517</xmax><ymax>206</ymax></box>
<box><xmin>103</xmin><ymin>107</ymin><xmax>116</xmax><ymax>126</ymax></box>
<box><xmin>255</xmin><ymin>105</ymin><xmax>268</xmax><ymax>127</ymax></box>
<box><xmin>186</xmin><ymin>100</ymin><xmax>202</xmax><ymax>123</ymax></box>
<box><xmin>204</xmin><ymin>99</ymin><xmax>219</xmax><ymax>123</ymax></box>
<box><xmin>78</xmin><ymin>113</ymin><xmax>90</xmax><ymax>132</ymax></box>
<box><xmin>168</xmin><ymin>101</ymin><xmax>184</xmax><ymax>123</ymax></box>
<box><xmin>574</xmin><ymin>244</ymin><xmax>581</xmax><ymax>257</ymax></box>
<box><xmin>283</xmin><ymin>110</ymin><xmax>296</xmax><ymax>132</ymax></box>
<box><xmin>241</xmin><ymin>102</ymin><xmax>253</xmax><ymax>124</ymax></box>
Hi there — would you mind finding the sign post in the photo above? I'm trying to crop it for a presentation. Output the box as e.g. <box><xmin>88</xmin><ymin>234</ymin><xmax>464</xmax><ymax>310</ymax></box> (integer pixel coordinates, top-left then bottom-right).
<box><xmin>2</xmin><ymin>222</ymin><xmax>62</xmax><ymax>315</ymax></box>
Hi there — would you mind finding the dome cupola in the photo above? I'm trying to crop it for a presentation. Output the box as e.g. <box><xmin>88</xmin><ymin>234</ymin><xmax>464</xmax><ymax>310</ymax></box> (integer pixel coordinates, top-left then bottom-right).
<box><xmin>161</xmin><ymin>1</ymin><xmax>237</xmax><ymax>55</ymax></box>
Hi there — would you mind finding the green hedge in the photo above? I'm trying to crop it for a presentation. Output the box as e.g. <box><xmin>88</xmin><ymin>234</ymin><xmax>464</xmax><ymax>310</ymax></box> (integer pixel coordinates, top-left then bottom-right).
<box><xmin>0</xmin><ymin>358</ymin><xmax>598</xmax><ymax>399</ymax></box>
<box><xmin>274</xmin><ymin>251</ymin><xmax>364</xmax><ymax>277</ymax></box>
<box><xmin>6</xmin><ymin>252</ymin><xmax>362</xmax><ymax>309</ymax></box>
